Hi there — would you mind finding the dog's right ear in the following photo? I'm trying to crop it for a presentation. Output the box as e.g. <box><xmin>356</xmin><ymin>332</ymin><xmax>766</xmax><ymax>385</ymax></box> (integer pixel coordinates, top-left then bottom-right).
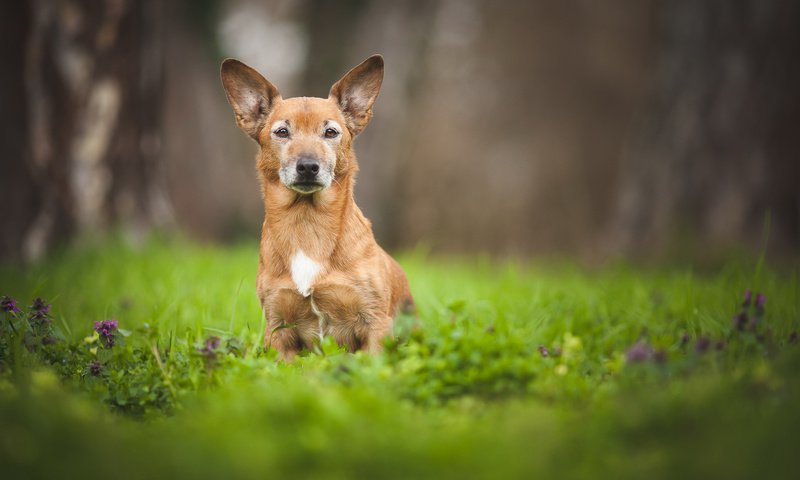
<box><xmin>221</xmin><ymin>59</ymin><xmax>281</xmax><ymax>141</ymax></box>
<box><xmin>329</xmin><ymin>55</ymin><xmax>384</xmax><ymax>137</ymax></box>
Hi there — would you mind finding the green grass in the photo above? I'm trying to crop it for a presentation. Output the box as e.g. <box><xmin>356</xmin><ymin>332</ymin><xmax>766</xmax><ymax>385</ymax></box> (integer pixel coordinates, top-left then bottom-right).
<box><xmin>1</xmin><ymin>237</ymin><xmax>798</xmax><ymax>479</ymax></box>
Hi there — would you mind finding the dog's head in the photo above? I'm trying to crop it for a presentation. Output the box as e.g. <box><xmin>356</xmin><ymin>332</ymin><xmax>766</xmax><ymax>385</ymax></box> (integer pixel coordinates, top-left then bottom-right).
<box><xmin>221</xmin><ymin>55</ymin><xmax>384</xmax><ymax>195</ymax></box>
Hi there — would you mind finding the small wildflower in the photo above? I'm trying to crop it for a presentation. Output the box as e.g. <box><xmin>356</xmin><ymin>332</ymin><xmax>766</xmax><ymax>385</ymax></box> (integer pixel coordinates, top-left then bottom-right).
<box><xmin>28</xmin><ymin>297</ymin><xmax>53</xmax><ymax>328</ymax></box>
<box><xmin>755</xmin><ymin>293</ymin><xmax>766</xmax><ymax>308</ymax></box>
<box><xmin>732</xmin><ymin>290</ymin><xmax>766</xmax><ymax>333</ymax></box>
<box><xmin>789</xmin><ymin>331</ymin><xmax>798</xmax><ymax>345</ymax></box>
<box><xmin>30</xmin><ymin>297</ymin><xmax>52</xmax><ymax>316</ymax></box>
<box><xmin>626</xmin><ymin>341</ymin><xmax>653</xmax><ymax>363</ymax></box>
<box><xmin>537</xmin><ymin>345</ymin><xmax>549</xmax><ymax>358</ymax></box>
<box><xmin>206</xmin><ymin>336</ymin><xmax>221</xmax><ymax>351</ymax></box>
<box><xmin>755</xmin><ymin>293</ymin><xmax>766</xmax><ymax>315</ymax></box>
<box><xmin>1</xmin><ymin>296</ymin><xmax>21</xmax><ymax>314</ymax></box>
<box><xmin>93</xmin><ymin>319</ymin><xmax>119</xmax><ymax>348</ymax></box>
<box><xmin>680</xmin><ymin>333</ymin><xmax>690</xmax><ymax>347</ymax></box>
<box><xmin>742</xmin><ymin>289</ymin><xmax>752</xmax><ymax>307</ymax></box>
<box><xmin>695</xmin><ymin>337</ymin><xmax>711</xmax><ymax>354</ymax></box>
<box><xmin>197</xmin><ymin>336</ymin><xmax>222</xmax><ymax>359</ymax></box>
<box><xmin>88</xmin><ymin>361</ymin><xmax>103</xmax><ymax>376</ymax></box>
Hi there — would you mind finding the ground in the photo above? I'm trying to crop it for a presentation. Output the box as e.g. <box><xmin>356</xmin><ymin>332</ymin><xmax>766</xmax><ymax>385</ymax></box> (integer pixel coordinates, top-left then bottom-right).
<box><xmin>0</xmin><ymin>237</ymin><xmax>798</xmax><ymax>479</ymax></box>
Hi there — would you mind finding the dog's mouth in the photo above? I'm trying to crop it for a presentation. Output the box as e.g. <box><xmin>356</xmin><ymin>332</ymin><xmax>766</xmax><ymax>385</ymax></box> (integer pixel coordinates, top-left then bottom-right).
<box><xmin>289</xmin><ymin>182</ymin><xmax>324</xmax><ymax>194</ymax></box>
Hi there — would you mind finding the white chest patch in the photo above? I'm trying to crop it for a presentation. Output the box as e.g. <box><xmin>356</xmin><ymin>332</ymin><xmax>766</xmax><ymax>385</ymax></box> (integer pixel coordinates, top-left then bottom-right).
<box><xmin>291</xmin><ymin>250</ymin><xmax>321</xmax><ymax>297</ymax></box>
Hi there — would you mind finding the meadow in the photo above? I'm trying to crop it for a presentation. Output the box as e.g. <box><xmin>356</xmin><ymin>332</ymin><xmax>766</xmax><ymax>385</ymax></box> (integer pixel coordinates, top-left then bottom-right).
<box><xmin>1</xmin><ymin>237</ymin><xmax>798</xmax><ymax>479</ymax></box>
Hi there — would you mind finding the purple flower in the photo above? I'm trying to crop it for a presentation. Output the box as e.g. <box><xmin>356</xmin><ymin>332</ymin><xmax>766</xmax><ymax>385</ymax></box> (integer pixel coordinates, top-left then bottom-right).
<box><xmin>197</xmin><ymin>336</ymin><xmax>222</xmax><ymax>360</ymax></box>
<box><xmin>30</xmin><ymin>297</ymin><xmax>51</xmax><ymax>317</ymax></box>
<box><xmin>1</xmin><ymin>296</ymin><xmax>21</xmax><ymax>314</ymax></box>
<box><xmin>205</xmin><ymin>336</ymin><xmax>221</xmax><ymax>351</ymax></box>
<box><xmin>742</xmin><ymin>289</ymin><xmax>752</xmax><ymax>307</ymax></box>
<box><xmin>28</xmin><ymin>297</ymin><xmax>53</xmax><ymax>327</ymax></box>
<box><xmin>626</xmin><ymin>341</ymin><xmax>653</xmax><ymax>363</ymax></box>
<box><xmin>88</xmin><ymin>361</ymin><xmax>103</xmax><ymax>376</ymax></box>
<box><xmin>743</xmin><ymin>292</ymin><xmax>767</xmax><ymax>329</ymax></box>
<box><xmin>755</xmin><ymin>293</ymin><xmax>766</xmax><ymax>313</ymax></box>
<box><xmin>93</xmin><ymin>319</ymin><xmax>119</xmax><ymax>348</ymax></box>
<box><xmin>732</xmin><ymin>290</ymin><xmax>767</xmax><ymax>334</ymax></box>
<box><xmin>695</xmin><ymin>337</ymin><xmax>711</xmax><ymax>354</ymax></box>
<box><xmin>537</xmin><ymin>345</ymin><xmax>549</xmax><ymax>358</ymax></box>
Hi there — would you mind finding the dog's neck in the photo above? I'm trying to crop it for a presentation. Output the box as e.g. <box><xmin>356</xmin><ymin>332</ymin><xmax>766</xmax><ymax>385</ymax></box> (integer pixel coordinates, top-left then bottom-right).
<box><xmin>260</xmin><ymin>169</ymin><xmax>372</xmax><ymax>275</ymax></box>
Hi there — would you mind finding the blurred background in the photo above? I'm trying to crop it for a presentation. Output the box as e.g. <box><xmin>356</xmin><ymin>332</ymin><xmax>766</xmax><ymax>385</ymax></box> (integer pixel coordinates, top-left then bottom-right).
<box><xmin>1</xmin><ymin>0</ymin><xmax>798</xmax><ymax>263</ymax></box>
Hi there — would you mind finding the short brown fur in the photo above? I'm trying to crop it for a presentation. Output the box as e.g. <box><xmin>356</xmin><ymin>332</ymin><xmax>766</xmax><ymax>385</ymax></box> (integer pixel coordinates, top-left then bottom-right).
<box><xmin>221</xmin><ymin>55</ymin><xmax>413</xmax><ymax>360</ymax></box>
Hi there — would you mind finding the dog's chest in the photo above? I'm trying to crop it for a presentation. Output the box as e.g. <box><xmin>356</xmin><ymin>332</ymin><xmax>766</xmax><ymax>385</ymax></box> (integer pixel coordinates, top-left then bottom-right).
<box><xmin>269</xmin><ymin>249</ymin><xmax>373</xmax><ymax>347</ymax></box>
<box><xmin>290</xmin><ymin>250</ymin><xmax>327</xmax><ymax>341</ymax></box>
<box><xmin>290</xmin><ymin>250</ymin><xmax>321</xmax><ymax>297</ymax></box>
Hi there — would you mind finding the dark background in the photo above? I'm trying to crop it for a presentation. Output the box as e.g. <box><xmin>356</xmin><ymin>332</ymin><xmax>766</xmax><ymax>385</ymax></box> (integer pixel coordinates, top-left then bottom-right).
<box><xmin>1</xmin><ymin>0</ymin><xmax>798</xmax><ymax>263</ymax></box>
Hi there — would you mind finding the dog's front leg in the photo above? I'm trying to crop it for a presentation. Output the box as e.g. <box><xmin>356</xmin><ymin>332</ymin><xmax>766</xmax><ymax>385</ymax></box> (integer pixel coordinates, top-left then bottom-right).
<box><xmin>265</xmin><ymin>319</ymin><xmax>301</xmax><ymax>361</ymax></box>
<box><xmin>362</xmin><ymin>315</ymin><xmax>393</xmax><ymax>354</ymax></box>
<box><xmin>262</xmin><ymin>287</ymin><xmax>313</xmax><ymax>361</ymax></box>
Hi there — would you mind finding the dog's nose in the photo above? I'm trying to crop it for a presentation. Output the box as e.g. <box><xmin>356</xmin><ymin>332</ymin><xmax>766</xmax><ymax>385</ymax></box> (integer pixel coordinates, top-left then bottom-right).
<box><xmin>296</xmin><ymin>157</ymin><xmax>320</xmax><ymax>178</ymax></box>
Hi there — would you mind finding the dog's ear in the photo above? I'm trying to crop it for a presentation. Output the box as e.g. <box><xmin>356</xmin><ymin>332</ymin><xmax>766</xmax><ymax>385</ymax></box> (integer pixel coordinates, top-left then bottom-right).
<box><xmin>329</xmin><ymin>55</ymin><xmax>384</xmax><ymax>137</ymax></box>
<box><xmin>221</xmin><ymin>59</ymin><xmax>281</xmax><ymax>141</ymax></box>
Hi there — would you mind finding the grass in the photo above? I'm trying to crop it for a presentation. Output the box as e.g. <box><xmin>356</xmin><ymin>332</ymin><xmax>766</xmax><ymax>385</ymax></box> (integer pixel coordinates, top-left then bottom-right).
<box><xmin>0</xmin><ymin>236</ymin><xmax>798</xmax><ymax>479</ymax></box>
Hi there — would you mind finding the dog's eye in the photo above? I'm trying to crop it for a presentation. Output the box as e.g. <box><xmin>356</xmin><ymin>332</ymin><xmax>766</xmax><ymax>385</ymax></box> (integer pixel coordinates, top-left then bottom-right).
<box><xmin>324</xmin><ymin>128</ymin><xmax>339</xmax><ymax>139</ymax></box>
<box><xmin>274</xmin><ymin>127</ymin><xmax>290</xmax><ymax>138</ymax></box>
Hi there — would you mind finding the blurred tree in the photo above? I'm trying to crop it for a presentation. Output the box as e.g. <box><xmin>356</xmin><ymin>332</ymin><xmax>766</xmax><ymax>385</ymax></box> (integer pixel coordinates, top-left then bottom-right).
<box><xmin>0</xmin><ymin>0</ymin><xmax>172</xmax><ymax>261</ymax></box>
<box><xmin>3</xmin><ymin>0</ymin><xmax>796</xmax><ymax>262</ymax></box>
<box><xmin>382</xmin><ymin>0</ymin><xmax>654</xmax><ymax>257</ymax></box>
<box><xmin>615</xmin><ymin>0</ymin><xmax>800</xmax><ymax>256</ymax></box>
<box><xmin>0</xmin><ymin>2</ymin><xmax>35</xmax><ymax>261</ymax></box>
<box><xmin>299</xmin><ymin>0</ymin><xmax>371</xmax><ymax>97</ymax></box>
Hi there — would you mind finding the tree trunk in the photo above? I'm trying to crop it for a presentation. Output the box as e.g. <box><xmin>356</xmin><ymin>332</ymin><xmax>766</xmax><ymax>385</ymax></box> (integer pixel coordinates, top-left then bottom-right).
<box><xmin>614</xmin><ymin>0</ymin><xmax>800</xmax><ymax>257</ymax></box>
<box><xmin>0</xmin><ymin>0</ymin><xmax>172</xmax><ymax>262</ymax></box>
<box><xmin>0</xmin><ymin>2</ymin><xmax>36</xmax><ymax>261</ymax></box>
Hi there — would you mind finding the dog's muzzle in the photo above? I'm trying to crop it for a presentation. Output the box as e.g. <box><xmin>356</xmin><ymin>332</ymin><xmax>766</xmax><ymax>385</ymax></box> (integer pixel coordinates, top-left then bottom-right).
<box><xmin>285</xmin><ymin>156</ymin><xmax>330</xmax><ymax>194</ymax></box>
<box><xmin>296</xmin><ymin>157</ymin><xmax>320</xmax><ymax>181</ymax></box>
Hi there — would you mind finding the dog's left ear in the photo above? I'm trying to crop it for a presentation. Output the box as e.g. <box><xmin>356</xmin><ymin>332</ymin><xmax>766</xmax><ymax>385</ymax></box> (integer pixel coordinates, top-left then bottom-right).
<box><xmin>329</xmin><ymin>55</ymin><xmax>384</xmax><ymax>137</ymax></box>
<box><xmin>221</xmin><ymin>59</ymin><xmax>281</xmax><ymax>141</ymax></box>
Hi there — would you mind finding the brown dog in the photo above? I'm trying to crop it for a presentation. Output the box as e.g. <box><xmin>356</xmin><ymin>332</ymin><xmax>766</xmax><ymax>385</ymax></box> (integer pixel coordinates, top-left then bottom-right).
<box><xmin>221</xmin><ymin>55</ymin><xmax>413</xmax><ymax>360</ymax></box>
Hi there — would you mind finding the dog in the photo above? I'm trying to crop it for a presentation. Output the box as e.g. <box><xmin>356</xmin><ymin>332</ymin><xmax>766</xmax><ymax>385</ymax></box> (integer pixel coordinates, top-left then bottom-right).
<box><xmin>221</xmin><ymin>54</ymin><xmax>414</xmax><ymax>360</ymax></box>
